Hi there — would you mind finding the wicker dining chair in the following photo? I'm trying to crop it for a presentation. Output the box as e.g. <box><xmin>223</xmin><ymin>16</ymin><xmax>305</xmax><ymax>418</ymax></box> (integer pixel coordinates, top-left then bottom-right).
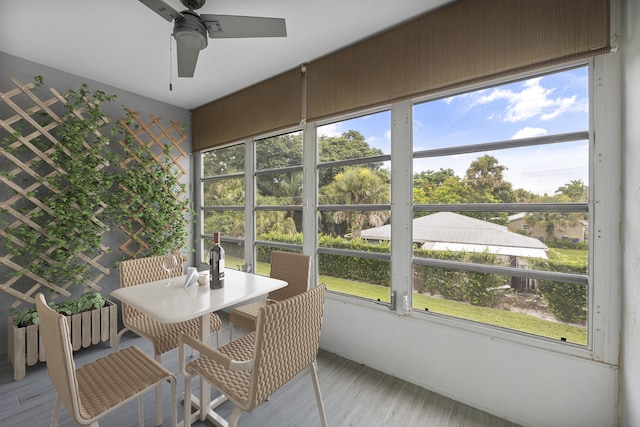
<box><xmin>228</xmin><ymin>251</ymin><xmax>310</xmax><ymax>340</ymax></box>
<box><xmin>114</xmin><ymin>253</ymin><xmax>222</xmax><ymax>425</ymax></box>
<box><xmin>179</xmin><ymin>283</ymin><xmax>328</xmax><ymax>427</ymax></box>
<box><xmin>35</xmin><ymin>293</ymin><xmax>177</xmax><ymax>427</ymax></box>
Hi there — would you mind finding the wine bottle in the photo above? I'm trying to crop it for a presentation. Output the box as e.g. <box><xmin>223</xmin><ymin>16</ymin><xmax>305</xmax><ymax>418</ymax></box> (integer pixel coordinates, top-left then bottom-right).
<box><xmin>209</xmin><ymin>232</ymin><xmax>225</xmax><ymax>289</ymax></box>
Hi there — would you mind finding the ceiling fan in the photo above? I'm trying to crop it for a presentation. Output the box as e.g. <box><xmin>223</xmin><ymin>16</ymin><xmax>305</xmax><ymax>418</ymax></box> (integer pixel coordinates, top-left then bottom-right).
<box><xmin>140</xmin><ymin>0</ymin><xmax>287</xmax><ymax>78</ymax></box>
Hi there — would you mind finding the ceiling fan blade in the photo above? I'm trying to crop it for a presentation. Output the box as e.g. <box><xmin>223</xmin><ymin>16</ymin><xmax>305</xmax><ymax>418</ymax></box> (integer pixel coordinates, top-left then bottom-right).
<box><xmin>176</xmin><ymin>43</ymin><xmax>200</xmax><ymax>77</ymax></box>
<box><xmin>139</xmin><ymin>0</ymin><xmax>182</xmax><ymax>22</ymax></box>
<box><xmin>200</xmin><ymin>14</ymin><xmax>287</xmax><ymax>38</ymax></box>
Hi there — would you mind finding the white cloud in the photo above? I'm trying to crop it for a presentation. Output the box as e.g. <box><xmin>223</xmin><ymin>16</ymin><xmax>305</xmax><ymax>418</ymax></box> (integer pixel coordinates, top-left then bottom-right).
<box><xmin>475</xmin><ymin>77</ymin><xmax>580</xmax><ymax>123</ymax></box>
<box><xmin>512</xmin><ymin>127</ymin><xmax>548</xmax><ymax>139</ymax></box>
<box><xmin>540</xmin><ymin>95</ymin><xmax>582</xmax><ymax>120</ymax></box>
<box><xmin>317</xmin><ymin>123</ymin><xmax>341</xmax><ymax>137</ymax></box>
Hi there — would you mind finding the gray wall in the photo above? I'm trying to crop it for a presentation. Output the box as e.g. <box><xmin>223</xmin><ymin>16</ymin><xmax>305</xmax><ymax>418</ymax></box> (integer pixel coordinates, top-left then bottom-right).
<box><xmin>0</xmin><ymin>51</ymin><xmax>193</xmax><ymax>355</ymax></box>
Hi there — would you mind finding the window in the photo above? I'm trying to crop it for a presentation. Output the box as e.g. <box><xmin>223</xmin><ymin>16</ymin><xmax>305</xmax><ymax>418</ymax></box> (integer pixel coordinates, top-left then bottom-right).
<box><xmin>254</xmin><ymin>131</ymin><xmax>304</xmax><ymax>274</ymax></box>
<box><xmin>195</xmin><ymin>60</ymin><xmax>615</xmax><ymax>358</ymax></box>
<box><xmin>316</xmin><ymin>111</ymin><xmax>392</xmax><ymax>302</ymax></box>
<box><xmin>411</xmin><ymin>66</ymin><xmax>589</xmax><ymax>344</ymax></box>
<box><xmin>201</xmin><ymin>143</ymin><xmax>246</xmax><ymax>268</ymax></box>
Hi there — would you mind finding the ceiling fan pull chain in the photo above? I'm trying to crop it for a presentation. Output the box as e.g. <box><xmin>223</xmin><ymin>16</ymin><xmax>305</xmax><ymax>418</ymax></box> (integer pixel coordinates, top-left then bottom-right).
<box><xmin>169</xmin><ymin>33</ymin><xmax>173</xmax><ymax>91</ymax></box>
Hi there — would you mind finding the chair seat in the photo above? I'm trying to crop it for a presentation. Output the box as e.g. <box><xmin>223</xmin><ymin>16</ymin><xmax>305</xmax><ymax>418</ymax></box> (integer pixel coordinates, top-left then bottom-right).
<box><xmin>186</xmin><ymin>332</ymin><xmax>256</xmax><ymax>407</ymax></box>
<box><xmin>36</xmin><ymin>291</ymin><xmax>177</xmax><ymax>427</ymax></box>
<box><xmin>180</xmin><ymin>284</ymin><xmax>327</xmax><ymax>427</ymax></box>
<box><xmin>127</xmin><ymin>313</ymin><xmax>223</xmax><ymax>354</ymax></box>
<box><xmin>227</xmin><ymin>301</ymin><xmax>267</xmax><ymax>333</ymax></box>
<box><xmin>76</xmin><ymin>346</ymin><xmax>173</xmax><ymax>420</ymax></box>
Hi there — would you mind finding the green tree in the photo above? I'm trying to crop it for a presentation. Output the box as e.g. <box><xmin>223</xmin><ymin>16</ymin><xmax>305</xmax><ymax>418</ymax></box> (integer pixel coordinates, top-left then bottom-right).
<box><xmin>512</xmin><ymin>187</ymin><xmax>538</xmax><ymax>203</ymax></box>
<box><xmin>422</xmin><ymin>176</ymin><xmax>507</xmax><ymax>223</ymax></box>
<box><xmin>525</xmin><ymin>194</ymin><xmax>583</xmax><ymax>242</ymax></box>
<box><xmin>322</xmin><ymin>167</ymin><xmax>390</xmax><ymax>237</ymax></box>
<box><xmin>465</xmin><ymin>155</ymin><xmax>506</xmax><ymax>192</ymax></box>
<box><xmin>413</xmin><ymin>168</ymin><xmax>456</xmax><ymax>204</ymax></box>
<box><xmin>269</xmin><ymin>173</ymin><xmax>303</xmax><ymax>232</ymax></box>
<box><xmin>256</xmin><ymin>133</ymin><xmax>303</xmax><ymax>170</ymax></box>
<box><xmin>255</xmin><ymin>133</ymin><xmax>303</xmax><ymax>198</ymax></box>
<box><xmin>556</xmin><ymin>179</ymin><xmax>588</xmax><ymax>202</ymax></box>
<box><xmin>203</xmin><ymin>143</ymin><xmax>244</xmax><ymax>176</ymax></box>
<box><xmin>318</xmin><ymin>130</ymin><xmax>385</xmax><ymax>188</ymax></box>
<box><xmin>255</xmin><ymin>195</ymin><xmax>298</xmax><ymax>235</ymax></box>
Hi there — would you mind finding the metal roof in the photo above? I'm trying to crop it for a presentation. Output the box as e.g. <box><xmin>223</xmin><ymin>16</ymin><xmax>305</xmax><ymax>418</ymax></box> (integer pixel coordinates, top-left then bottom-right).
<box><xmin>360</xmin><ymin>212</ymin><xmax>548</xmax><ymax>259</ymax></box>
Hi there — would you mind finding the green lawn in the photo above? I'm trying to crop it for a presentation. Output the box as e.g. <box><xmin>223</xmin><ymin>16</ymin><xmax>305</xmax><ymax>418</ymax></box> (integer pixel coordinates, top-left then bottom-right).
<box><xmin>548</xmin><ymin>247</ymin><xmax>588</xmax><ymax>263</ymax></box>
<box><xmin>225</xmin><ymin>254</ymin><xmax>587</xmax><ymax>345</ymax></box>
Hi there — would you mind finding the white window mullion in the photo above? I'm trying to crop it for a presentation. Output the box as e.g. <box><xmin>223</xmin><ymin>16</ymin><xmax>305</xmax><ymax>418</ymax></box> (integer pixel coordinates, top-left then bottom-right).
<box><xmin>193</xmin><ymin>151</ymin><xmax>206</xmax><ymax>269</ymax></box>
<box><xmin>391</xmin><ymin>101</ymin><xmax>413</xmax><ymax>314</ymax></box>
<box><xmin>591</xmin><ymin>53</ymin><xmax>621</xmax><ymax>364</ymax></box>
<box><xmin>303</xmin><ymin>122</ymin><xmax>318</xmax><ymax>286</ymax></box>
<box><xmin>245</xmin><ymin>138</ymin><xmax>256</xmax><ymax>270</ymax></box>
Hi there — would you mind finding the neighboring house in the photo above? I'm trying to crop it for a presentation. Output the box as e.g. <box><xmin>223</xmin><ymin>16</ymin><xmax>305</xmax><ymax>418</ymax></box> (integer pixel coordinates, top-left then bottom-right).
<box><xmin>361</xmin><ymin>212</ymin><xmax>549</xmax><ymax>259</ymax></box>
<box><xmin>506</xmin><ymin>213</ymin><xmax>587</xmax><ymax>243</ymax></box>
<box><xmin>361</xmin><ymin>212</ymin><xmax>548</xmax><ymax>291</ymax></box>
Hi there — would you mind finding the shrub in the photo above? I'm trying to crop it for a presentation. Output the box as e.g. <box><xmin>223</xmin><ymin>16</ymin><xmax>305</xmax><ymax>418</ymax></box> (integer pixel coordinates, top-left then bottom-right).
<box><xmin>413</xmin><ymin>249</ymin><xmax>506</xmax><ymax>307</ymax></box>
<box><xmin>10</xmin><ymin>292</ymin><xmax>107</xmax><ymax>327</ymax></box>
<box><xmin>527</xmin><ymin>258</ymin><xmax>587</xmax><ymax>323</ymax></box>
<box><xmin>537</xmin><ymin>280</ymin><xmax>586</xmax><ymax>324</ymax></box>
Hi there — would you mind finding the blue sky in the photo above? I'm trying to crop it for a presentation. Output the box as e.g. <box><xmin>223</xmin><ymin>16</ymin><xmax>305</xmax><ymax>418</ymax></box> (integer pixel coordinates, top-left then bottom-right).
<box><xmin>318</xmin><ymin>66</ymin><xmax>589</xmax><ymax>196</ymax></box>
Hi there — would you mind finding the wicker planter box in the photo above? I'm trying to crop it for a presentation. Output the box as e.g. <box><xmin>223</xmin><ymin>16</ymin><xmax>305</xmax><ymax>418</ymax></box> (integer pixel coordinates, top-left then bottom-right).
<box><xmin>7</xmin><ymin>299</ymin><xmax>117</xmax><ymax>381</ymax></box>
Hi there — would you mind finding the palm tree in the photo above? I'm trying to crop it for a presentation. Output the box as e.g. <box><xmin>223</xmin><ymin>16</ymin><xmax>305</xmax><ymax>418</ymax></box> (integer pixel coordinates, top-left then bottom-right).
<box><xmin>465</xmin><ymin>155</ymin><xmax>506</xmax><ymax>191</ymax></box>
<box><xmin>323</xmin><ymin>167</ymin><xmax>390</xmax><ymax>237</ymax></box>
<box><xmin>556</xmin><ymin>179</ymin><xmax>588</xmax><ymax>202</ymax></box>
<box><xmin>276</xmin><ymin>173</ymin><xmax>303</xmax><ymax>232</ymax></box>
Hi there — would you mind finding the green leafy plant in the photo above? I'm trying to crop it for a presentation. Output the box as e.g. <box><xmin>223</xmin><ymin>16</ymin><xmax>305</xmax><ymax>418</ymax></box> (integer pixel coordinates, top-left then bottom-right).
<box><xmin>2</xmin><ymin>76</ymin><xmax>192</xmax><ymax>292</ymax></box>
<box><xmin>528</xmin><ymin>257</ymin><xmax>587</xmax><ymax>324</ymax></box>
<box><xmin>110</xmin><ymin>119</ymin><xmax>194</xmax><ymax>257</ymax></box>
<box><xmin>2</xmin><ymin>78</ymin><xmax>121</xmax><ymax>286</ymax></box>
<box><xmin>10</xmin><ymin>292</ymin><xmax>107</xmax><ymax>327</ymax></box>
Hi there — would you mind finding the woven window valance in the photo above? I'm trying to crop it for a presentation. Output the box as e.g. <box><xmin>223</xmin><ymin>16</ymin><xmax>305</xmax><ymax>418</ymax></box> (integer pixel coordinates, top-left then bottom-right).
<box><xmin>191</xmin><ymin>0</ymin><xmax>610</xmax><ymax>151</ymax></box>
<box><xmin>306</xmin><ymin>0</ymin><xmax>610</xmax><ymax>121</ymax></box>
<box><xmin>191</xmin><ymin>68</ymin><xmax>301</xmax><ymax>151</ymax></box>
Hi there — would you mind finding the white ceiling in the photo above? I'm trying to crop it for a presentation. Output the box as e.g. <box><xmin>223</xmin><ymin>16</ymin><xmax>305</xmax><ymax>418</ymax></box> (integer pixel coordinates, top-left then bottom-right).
<box><xmin>0</xmin><ymin>0</ymin><xmax>451</xmax><ymax>110</ymax></box>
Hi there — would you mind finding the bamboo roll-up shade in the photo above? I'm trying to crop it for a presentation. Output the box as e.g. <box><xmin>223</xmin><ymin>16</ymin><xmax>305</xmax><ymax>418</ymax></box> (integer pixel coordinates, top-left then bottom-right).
<box><xmin>307</xmin><ymin>0</ymin><xmax>610</xmax><ymax>121</ymax></box>
<box><xmin>191</xmin><ymin>68</ymin><xmax>301</xmax><ymax>151</ymax></box>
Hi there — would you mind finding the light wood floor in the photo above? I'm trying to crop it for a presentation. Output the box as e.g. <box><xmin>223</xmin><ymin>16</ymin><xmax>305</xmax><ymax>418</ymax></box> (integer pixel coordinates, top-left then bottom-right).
<box><xmin>0</xmin><ymin>316</ymin><xmax>521</xmax><ymax>427</ymax></box>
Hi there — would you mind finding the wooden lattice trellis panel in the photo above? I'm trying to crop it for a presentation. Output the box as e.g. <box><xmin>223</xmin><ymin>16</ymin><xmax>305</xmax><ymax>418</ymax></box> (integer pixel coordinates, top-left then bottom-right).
<box><xmin>0</xmin><ymin>78</ymin><xmax>110</xmax><ymax>308</ymax></box>
<box><xmin>117</xmin><ymin>111</ymin><xmax>188</xmax><ymax>258</ymax></box>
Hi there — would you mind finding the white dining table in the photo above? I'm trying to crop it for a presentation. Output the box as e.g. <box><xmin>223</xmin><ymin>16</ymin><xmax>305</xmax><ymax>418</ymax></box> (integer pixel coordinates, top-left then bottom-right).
<box><xmin>111</xmin><ymin>267</ymin><xmax>287</xmax><ymax>426</ymax></box>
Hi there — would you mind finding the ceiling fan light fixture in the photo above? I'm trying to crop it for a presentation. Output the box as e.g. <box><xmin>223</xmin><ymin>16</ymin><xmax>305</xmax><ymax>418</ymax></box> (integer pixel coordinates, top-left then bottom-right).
<box><xmin>180</xmin><ymin>0</ymin><xmax>206</xmax><ymax>11</ymax></box>
<box><xmin>173</xmin><ymin>11</ymin><xmax>208</xmax><ymax>50</ymax></box>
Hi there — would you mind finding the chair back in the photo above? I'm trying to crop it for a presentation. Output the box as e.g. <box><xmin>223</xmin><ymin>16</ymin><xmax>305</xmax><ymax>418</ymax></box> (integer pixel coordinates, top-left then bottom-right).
<box><xmin>35</xmin><ymin>293</ymin><xmax>87</xmax><ymax>422</ymax></box>
<box><xmin>120</xmin><ymin>254</ymin><xmax>184</xmax><ymax>288</ymax></box>
<box><xmin>249</xmin><ymin>283</ymin><xmax>326</xmax><ymax>409</ymax></box>
<box><xmin>267</xmin><ymin>251</ymin><xmax>310</xmax><ymax>301</ymax></box>
<box><xmin>120</xmin><ymin>254</ymin><xmax>184</xmax><ymax>320</ymax></box>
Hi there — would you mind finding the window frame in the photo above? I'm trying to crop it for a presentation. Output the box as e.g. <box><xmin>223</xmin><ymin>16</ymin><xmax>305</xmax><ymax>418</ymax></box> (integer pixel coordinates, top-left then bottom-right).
<box><xmin>398</xmin><ymin>58</ymin><xmax>618</xmax><ymax>362</ymax></box>
<box><xmin>197</xmin><ymin>140</ymin><xmax>249</xmax><ymax>267</ymax></box>
<box><xmin>253</xmin><ymin>128</ymin><xmax>305</xmax><ymax>255</ymax></box>
<box><xmin>195</xmin><ymin>56</ymin><xmax>620</xmax><ymax>364</ymax></box>
<box><xmin>314</xmin><ymin>109</ymin><xmax>394</xmax><ymax>302</ymax></box>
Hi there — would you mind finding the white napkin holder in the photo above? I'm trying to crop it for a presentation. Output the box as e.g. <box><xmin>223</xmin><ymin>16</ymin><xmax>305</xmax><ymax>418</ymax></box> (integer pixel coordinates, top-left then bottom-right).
<box><xmin>184</xmin><ymin>267</ymin><xmax>198</xmax><ymax>288</ymax></box>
